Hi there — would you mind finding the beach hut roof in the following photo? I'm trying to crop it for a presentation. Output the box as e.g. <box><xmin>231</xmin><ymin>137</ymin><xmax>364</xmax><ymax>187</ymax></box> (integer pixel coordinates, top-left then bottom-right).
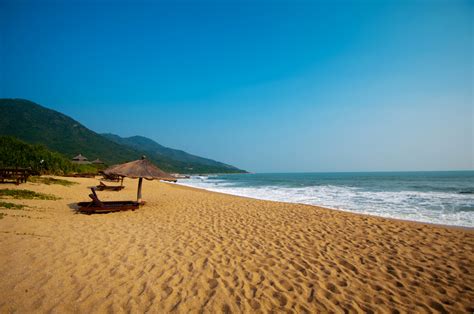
<box><xmin>92</xmin><ymin>158</ymin><xmax>104</xmax><ymax>164</ymax></box>
<box><xmin>104</xmin><ymin>156</ymin><xmax>176</xmax><ymax>182</ymax></box>
<box><xmin>73</xmin><ymin>153</ymin><xmax>88</xmax><ymax>161</ymax></box>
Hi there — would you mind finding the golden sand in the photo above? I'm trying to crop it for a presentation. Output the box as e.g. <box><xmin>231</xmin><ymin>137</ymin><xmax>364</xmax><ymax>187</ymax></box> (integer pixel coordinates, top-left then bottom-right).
<box><xmin>0</xmin><ymin>177</ymin><xmax>473</xmax><ymax>313</ymax></box>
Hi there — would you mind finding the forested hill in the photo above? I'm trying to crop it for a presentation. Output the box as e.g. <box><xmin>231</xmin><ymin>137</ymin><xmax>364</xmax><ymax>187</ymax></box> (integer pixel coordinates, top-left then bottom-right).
<box><xmin>0</xmin><ymin>99</ymin><xmax>245</xmax><ymax>174</ymax></box>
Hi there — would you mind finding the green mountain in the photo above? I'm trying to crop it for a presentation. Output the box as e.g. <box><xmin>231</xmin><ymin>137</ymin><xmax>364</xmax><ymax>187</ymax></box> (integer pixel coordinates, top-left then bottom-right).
<box><xmin>102</xmin><ymin>133</ymin><xmax>242</xmax><ymax>173</ymax></box>
<box><xmin>0</xmin><ymin>99</ymin><xmax>141</xmax><ymax>165</ymax></box>
<box><xmin>0</xmin><ymin>98</ymin><xmax>245</xmax><ymax>173</ymax></box>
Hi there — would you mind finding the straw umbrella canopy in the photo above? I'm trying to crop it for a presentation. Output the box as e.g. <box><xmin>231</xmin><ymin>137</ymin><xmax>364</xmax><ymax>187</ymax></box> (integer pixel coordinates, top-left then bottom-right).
<box><xmin>104</xmin><ymin>156</ymin><xmax>176</xmax><ymax>203</ymax></box>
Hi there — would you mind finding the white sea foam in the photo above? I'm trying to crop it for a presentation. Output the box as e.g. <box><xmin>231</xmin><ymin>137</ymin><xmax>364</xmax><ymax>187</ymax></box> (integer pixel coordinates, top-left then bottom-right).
<box><xmin>176</xmin><ymin>176</ymin><xmax>474</xmax><ymax>228</ymax></box>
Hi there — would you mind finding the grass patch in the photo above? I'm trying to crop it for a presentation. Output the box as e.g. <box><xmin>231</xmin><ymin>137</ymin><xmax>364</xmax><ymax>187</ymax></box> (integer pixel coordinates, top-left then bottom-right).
<box><xmin>28</xmin><ymin>176</ymin><xmax>77</xmax><ymax>186</ymax></box>
<box><xmin>0</xmin><ymin>189</ymin><xmax>59</xmax><ymax>200</ymax></box>
<box><xmin>0</xmin><ymin>201</ymin><xmax>26</xmax><ymax>210</ymax></box>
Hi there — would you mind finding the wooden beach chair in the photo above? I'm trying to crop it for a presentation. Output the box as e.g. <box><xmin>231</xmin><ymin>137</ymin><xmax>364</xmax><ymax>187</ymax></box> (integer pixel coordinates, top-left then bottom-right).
<box><xmin>64</xmin><ymin>173</ymin><xmax>96</xmax><ymax>178</ymax></box>
<box><xmin>99</xmin><ymin>172</ymin><xmax>122</xmax><ymax>182</ymax></box>
<box><xmin>77</xmin><ymin>188</ymin><xmax>139</xmax><ymax>214</ymax></box>
<box><xmin>0</xmin><ymin>168</ymin><xmax>31</xmax><ymax>185</ymax></box>
<box><xmin>95</xmin><ymin>181</ymin><xmax>125</xmax><ymax>191</ymax></box>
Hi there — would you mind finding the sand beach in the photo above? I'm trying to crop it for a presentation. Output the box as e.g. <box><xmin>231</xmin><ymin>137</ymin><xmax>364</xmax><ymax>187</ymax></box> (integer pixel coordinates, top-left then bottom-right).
<box><xmin>0</xmin><ymin>177</ymin><xmax>473</xmax><ymax>313</ymax></box>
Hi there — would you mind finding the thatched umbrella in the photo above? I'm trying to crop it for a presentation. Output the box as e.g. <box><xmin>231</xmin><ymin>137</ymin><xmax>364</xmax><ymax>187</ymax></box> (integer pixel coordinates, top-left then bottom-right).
<box><xmin>104</xmin><ymin>156</ymin><xmax>176</xmax><ymax>203</ymax></box>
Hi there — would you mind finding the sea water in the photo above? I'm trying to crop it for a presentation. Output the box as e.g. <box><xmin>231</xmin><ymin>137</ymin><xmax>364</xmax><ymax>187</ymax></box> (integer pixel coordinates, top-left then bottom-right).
<box><xmin>176</xmin><ymin>171</ymin><xmax>474</xmax><ymax>228</ymax></box>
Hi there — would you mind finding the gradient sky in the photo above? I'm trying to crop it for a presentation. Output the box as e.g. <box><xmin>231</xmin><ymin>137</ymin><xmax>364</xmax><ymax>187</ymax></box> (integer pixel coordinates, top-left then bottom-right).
<box><xmin>1</xmin><ymin>0</ymin><xmax>472</xmax><ymax>172</ymax></box>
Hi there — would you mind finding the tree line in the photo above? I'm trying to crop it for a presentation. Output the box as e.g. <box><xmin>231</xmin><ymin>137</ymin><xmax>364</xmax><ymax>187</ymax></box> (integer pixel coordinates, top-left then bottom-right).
<box><xmin>0</xmin><ymin>136</ymin><xmax>100</xmax><ymax>174</ymax></box>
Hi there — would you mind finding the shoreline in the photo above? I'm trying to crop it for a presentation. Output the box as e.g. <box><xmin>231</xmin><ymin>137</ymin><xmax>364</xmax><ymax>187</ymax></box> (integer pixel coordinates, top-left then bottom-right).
<box><xmin>173</xmin><ymin>181</ymin><xmax>474</xmax><ymax>231</ymax></box>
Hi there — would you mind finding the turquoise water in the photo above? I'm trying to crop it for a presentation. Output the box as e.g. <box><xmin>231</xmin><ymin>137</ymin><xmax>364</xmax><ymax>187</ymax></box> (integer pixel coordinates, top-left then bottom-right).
<box><xmin>178</xmin><ymin>171</ymin><xmax>474</xmax><ymax>227</ymax></box>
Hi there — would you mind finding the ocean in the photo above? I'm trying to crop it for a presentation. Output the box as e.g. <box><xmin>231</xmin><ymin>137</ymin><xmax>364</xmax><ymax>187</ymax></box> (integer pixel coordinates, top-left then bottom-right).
<box><xmin>176</xmin><ymin>171</ymin><xmax>474</xmax><ymax>228</ymax></box>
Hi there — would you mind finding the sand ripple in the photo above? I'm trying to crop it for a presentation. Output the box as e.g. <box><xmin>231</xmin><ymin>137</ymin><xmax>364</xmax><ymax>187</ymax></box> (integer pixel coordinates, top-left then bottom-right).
<box><xmin>0</xmin><ymin>177</ymin><xmax>473</xmax><ymax>313</ymax></box>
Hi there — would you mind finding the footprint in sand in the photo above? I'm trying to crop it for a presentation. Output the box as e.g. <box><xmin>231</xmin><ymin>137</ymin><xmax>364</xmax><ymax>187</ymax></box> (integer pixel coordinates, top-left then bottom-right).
<box><xmin>250</xmin><ymin>299</ymin><xmax>261</xmax><ymax>310</ymax></box>
<box><xmin>326</xmin><ymin>282</ymin><xmax>340</xmax><ymax>294</ymax></box>
<box><xmin>222</xmin><ymin>304</ymin><xmax>232</xmax><ymax>314</ymax></box>
<box><xmin>208</xmin><ymin>278</ymin><xmax>219</xmax><ymax>289</ymax></box>
<box><xmin>272</xmin><ymin>291</ymin><xmax>288</xmax><ymax>307</ymax></box>
<box><xmin>161</xmin><ymin>284</ymin><xmax>173</xmax><ymax>298</ymax></box>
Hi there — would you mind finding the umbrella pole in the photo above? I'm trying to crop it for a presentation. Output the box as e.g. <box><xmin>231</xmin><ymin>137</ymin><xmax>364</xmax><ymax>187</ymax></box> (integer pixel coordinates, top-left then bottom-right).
<box><xmin>137</xmin><ymin>178</ymin><xmax>143</xmax><ymax>203</ymax></box>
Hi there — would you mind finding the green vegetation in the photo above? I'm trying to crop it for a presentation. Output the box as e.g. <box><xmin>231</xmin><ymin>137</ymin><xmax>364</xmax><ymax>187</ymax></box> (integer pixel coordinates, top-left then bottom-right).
<box><xmin>0</xmin><ymin>201</ymin><xmax>26</xmax><ymax>210</ymax></box>
<box><xmin>0</xmin><ymin>98</ymin><xmax>246</xmax><ymax>174</ymax></box>
<box><xmin>0</xmin><ymin>136</ymin><xmax>99</xmax><ymax>175</ymax></box>
<box><xmin>0</xmin><ymin>189</ymin><xmax>59</xmax><ymax>200</ymax></box>
<box><xmin>28</xmin><ymin>176</ymin><xmax>78</xmax><ymax>186</ymax></box>
<box><xmin>0</xmin><ymin>98</ymin><xmax>156</xmax><ymax>165</ymax></box>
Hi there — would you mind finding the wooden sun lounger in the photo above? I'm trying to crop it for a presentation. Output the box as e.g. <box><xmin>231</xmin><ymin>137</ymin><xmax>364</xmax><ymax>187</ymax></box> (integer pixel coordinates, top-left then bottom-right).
<box><xmin>95</xmin><ymin>181</ymin><xmax>125</xmax><ymax>191</ymax></box>
<box><xmin>0</xmin><ymin>168</ymin><xmax>32</xmax><ymax>185</ymax></box>
<box><xmin>77</xmin><ymin>188</ymin><xmax>139</xmax><ymax>214</ymax></box>
<box><xmin>64</xmin><ymin>173</ymin><xmax>96</xmax><ymax>178</ymax></box>
<box><xmin>99</xmin><ymin>172</ymin><xmax>122</xmax><ymax>182</ymax></box>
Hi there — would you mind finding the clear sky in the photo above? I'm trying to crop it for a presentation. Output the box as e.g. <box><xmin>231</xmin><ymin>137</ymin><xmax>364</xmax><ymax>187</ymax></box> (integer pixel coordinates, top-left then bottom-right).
<box><xmin>1</xmin><ymin>0</ymin><xmax>472</xmax><ymax>172</ymax></box>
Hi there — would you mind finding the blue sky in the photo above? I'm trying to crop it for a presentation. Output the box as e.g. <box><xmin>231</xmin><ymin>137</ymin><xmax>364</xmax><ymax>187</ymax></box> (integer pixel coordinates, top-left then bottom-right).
<box><xmin>1</xmin><ymin>0</ymin><xmax>472</xmax><ymax>172</ymax></box>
